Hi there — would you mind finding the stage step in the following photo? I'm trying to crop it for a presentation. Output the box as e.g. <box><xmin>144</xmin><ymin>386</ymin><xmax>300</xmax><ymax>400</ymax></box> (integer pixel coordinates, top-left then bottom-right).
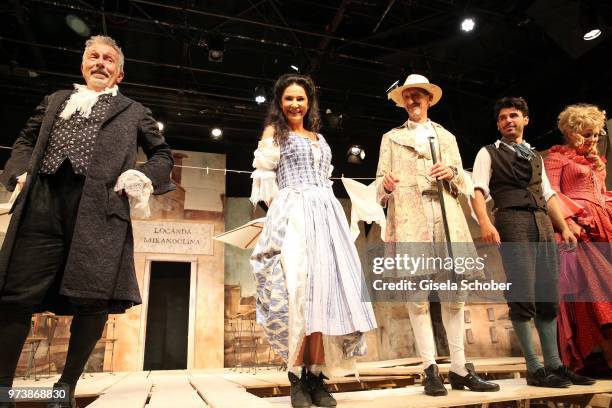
<box><xmin>264</xmin><ymin>378</ymin><xmax>612</xmax><ymax>408</ymax></box>
<box><xmin>10</xmin><ymin>360</ymin><xmax>611</xmax><ymax>408</ymax></box>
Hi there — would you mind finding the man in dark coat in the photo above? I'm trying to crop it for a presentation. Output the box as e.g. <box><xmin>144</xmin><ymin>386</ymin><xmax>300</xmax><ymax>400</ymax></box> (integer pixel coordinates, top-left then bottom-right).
<box><xmin>0</xmin><ymin>35</ymin><xmax>174</xmax><ymax>407</ymax></box>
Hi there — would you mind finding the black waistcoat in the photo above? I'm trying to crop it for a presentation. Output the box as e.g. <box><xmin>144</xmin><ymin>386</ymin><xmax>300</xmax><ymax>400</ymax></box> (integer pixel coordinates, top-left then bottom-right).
<box><xmin>485</xmin><ymin>143</ymin><xmax>547</xmax><ymax>211</ymax></box>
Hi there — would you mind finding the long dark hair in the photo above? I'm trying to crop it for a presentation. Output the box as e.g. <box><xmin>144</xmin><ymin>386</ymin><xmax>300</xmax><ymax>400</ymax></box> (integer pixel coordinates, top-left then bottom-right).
<box><xmin>264</xmin><ymin>73</ymin><xmax>322</xmax><ymax>144</ymax></box>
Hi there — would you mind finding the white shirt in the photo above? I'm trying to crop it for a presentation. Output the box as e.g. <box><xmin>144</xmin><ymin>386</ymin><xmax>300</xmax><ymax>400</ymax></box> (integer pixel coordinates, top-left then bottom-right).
<box><xmin>472</xmin><ymin>139</ymin><xmax>556</xmax><ymax>201</ymax></box>
<box><xmin>407</xmin><ymin>119</ymin><xmax>437</xmax><ymax>159</ymax></box>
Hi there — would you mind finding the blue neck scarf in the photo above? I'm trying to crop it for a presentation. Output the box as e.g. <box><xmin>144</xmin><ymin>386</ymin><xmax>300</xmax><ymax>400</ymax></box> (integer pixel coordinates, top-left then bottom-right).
<box><xmin>501</xmin><ymin>137</ymin><xmax>536</xmax><ymax>161</ymax></box>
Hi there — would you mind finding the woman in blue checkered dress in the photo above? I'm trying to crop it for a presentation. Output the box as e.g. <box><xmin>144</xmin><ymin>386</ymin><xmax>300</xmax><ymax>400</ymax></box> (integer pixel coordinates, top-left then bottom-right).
<box><xmin>250</xmin><ymin>74</ymin><xmax>377</xmax><ymax>408</ymax></box>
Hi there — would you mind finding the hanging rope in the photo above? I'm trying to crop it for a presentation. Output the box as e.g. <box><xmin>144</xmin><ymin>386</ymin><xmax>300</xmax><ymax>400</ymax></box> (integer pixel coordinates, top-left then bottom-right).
<box><xmin>0</xmin><ymin>145</ymin><xmax>376</xmax><ymax>180</ymax></box>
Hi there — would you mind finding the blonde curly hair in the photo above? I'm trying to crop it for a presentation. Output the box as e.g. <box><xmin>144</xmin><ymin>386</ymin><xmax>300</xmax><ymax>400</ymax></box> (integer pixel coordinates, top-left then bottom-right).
<box><xmin>557</xmin><ymin>104</ymin><xmax>607</xmax><ymax>170</ymax></box>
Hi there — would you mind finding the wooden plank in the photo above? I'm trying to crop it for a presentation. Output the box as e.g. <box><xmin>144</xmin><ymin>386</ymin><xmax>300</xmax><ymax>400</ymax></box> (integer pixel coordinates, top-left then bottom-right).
<box><xmin>468</xmin><ymin>357</ymin><xmax>530</xmax><ymax>365</ymax></box>
<box><xmin>189</xmin><ymin>368</ymin><xmax>234</xmax><ymax>376</ymax></box>
<box><xmin>265</xmin><ymin>378</ymin><xmax>612</xmax><ymax>408</ymax></box>
<box><xmin>75</xmin><ymin>372</ymin><xmax>133</xmax><ymax>397</ymax></box>
<box><xmin>12</xmin><ymin>371</ymin><xmax>133</xmax><ymax>398</ymax></box>
<box><xmin>356</xmin><ymin>357</ymin><xmax>526</xmax><ymax>375</ymax></box>
<box><xmin>217</xmin><ymin>372</ymin><xmax>280</xmax><ymax>388</ymax></box>
<box><xmin>357</xmin><ymin>363</ymin><xmax>526</xmax><ymax>377</ymax></box>
<box><xmin>148</xmin><ymin>370</ymin><xmax>190</xmax><ymax>378</ymax></box>
<box><xmin>190</xmin><ymin>374</ymin><xmax>272</xmax><ymax>408</ymax></box>
<box><xmin>356</xmin><ymin>357</ymin><xmax>424</xmax><ymax>369</ymax></box>
<box><xmin>87</xmin><ymin>372</ymin><xmax>152</xmax><ymax>408</ymax></box>
<box><xmin>232</xmin><ymin>370</ymin><xmax>415</xmax><ymax>389</ymax></box>
<box><xmin>356</xmin><ymin>356</ymin><xmax>449</xmax><ymax>370</ymax></box>
<box><xmin>590</xmin><ymin>393</ymin><xmax>612</xmax><ymax>408</ymax></box>
<box><xmin>546</xmin><ymin>392</ymin><xmax>612</xmax><ymax>408</ymax></box>
<box><xmin>147</xmin><ymin>376</ymin><xmax>207</xmax><ymax>408</ymax></box>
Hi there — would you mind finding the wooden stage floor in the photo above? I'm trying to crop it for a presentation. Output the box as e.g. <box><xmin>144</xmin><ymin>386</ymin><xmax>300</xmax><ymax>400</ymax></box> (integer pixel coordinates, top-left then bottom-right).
<box><xmin>12</xmin><ymin>357</ymin><xmax>612</xmax><ymax>407</ymax></box>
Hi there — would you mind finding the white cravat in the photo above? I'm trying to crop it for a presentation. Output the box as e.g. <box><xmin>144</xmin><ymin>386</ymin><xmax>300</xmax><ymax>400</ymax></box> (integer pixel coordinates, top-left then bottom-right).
<box><xmin>59</xmin><ymin>84</ymin><xmax>118</xmax><ymax>120</ymax></box>
<box><xmin>408</xmin><ymin>119</ymin><xmax>435</xmax><ymax>159</ymax></box>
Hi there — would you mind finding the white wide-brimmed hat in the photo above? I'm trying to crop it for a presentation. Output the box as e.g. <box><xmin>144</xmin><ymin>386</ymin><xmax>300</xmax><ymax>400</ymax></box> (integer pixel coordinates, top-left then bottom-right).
<box><xmin>387</xmin><ymin>74</ymin><xmax>443</xmax><ymax>108</ymax></box>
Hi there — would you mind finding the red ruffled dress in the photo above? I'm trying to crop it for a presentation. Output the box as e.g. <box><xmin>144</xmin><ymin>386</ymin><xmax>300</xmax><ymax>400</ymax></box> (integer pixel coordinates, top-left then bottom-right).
<box><xmin>544</xmin><ymin>145</ymin><xmax>612</xmax><ymax>371</ymax></box>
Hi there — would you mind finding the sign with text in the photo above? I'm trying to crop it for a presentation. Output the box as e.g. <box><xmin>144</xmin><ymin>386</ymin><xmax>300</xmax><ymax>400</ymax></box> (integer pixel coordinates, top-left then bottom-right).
<box><xmin>132</xmin><ymin>221</ymin><xmax>213</xmax><ymax>255</ymax></box>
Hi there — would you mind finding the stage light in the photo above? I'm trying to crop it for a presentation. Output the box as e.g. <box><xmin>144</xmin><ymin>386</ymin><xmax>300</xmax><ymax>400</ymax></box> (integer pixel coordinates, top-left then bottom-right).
<box><xmin>325</xmin><ymin>109</ymin><xmax>343</xmax><ymax>129</ymax></box>
<box><xmin>199</xmin><ymin>34</ymin><xmax>225</xmax><ymax>62</ymax></box>
<box><xmin>581</xmin><ymin>3</ymin><xmax>602</xmax><ymax>41</ymax></box>
<box><xmin>66</xmin><ymin>14</ymin><xmax>91</xmax><ymax>37</ymax></box>
<box><xmin>346</xmin><ymin>144</ymin><xmax>365</xmax><ymax>164</ymax></box>
<box><xmin>156</xmin><ymin>121</ymin><xmax>164</xmax><ymax>131</ymax></box>
<box><xmin>209</xmin><ymin>49</ymin><xmax>223</xmax><ymax>62</ymax></box>
<box><xmin>211</xmin><ymin>127</ymin><xmax>223</xmax><ymax>139</ymax></box>
<box><xmin>254</xmin><ymin>85</ymin><xmax>266</xmax><ymax>104</ymax></box>
<box><xmin>461</xmin><ymin>17</ymin><xmax>475</xmax><ymax>32</ymax></box>
<box><xmin>583</xmin><ymin>28</ymin><xmax>602</xmax><ymax>41</ymax></box>
<box><xmin>290</xmin><ymin>65</ymin><xmax>299</xmax><ymax>72</ymax></box>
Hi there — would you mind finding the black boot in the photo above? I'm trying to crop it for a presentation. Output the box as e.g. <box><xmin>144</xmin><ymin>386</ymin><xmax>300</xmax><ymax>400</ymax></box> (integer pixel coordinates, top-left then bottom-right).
<box><xmin>307</xmin><ymin>371</ymin><xmax>337</xmax><ymax>407</ymax></box>
<box><xmin>550</xmin><ymin>365</ymin><xmax>596</xmax><ymax>385</ymax></box>
<box><xmin>46</xmin><ymin>382</ymin><xmax>76</xmax><ymax>408</ymax></box>
<box><xmin>526</xmin><ymin>367</ymin><xmax>571</xmax><ymax>388</ymax></box>
<box><xmin>423</xmin><ymin>364</ymin><xmax>447</xmax><ymax>396</ymax></box>
<box><xmin>448</xmin><ymin>363</ymin><xmax>500</xmax><ymax>392</ymax></box>
<box><xmin>288</xmin><ymin>367</ymin><xmax>312</xmax><ymax>408</ymax></box>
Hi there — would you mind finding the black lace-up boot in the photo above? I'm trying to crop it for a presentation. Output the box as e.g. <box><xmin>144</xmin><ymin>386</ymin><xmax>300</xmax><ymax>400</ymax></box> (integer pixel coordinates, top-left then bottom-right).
<box><xmin>288</xmin><ymin>367</ymin><xmax>312</xmax><ymax>408</ymax></box>
<box><xmin>307</xmin><ymin>371</ymin><xmax>337</xmax><ymax>407</ymax></box>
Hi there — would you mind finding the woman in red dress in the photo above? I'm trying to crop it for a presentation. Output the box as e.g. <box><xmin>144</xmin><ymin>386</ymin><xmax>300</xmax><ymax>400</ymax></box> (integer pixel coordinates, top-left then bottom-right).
<box><xmin>544</xmin><ymin>103</ymin><xmax>612</xmax><ymax>375</ymax></box>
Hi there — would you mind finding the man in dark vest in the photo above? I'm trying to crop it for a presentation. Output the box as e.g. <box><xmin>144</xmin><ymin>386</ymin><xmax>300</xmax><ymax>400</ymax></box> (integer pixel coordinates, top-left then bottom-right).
<box><xmin>0</xmin><ymin>35</ymin><xmax>174</xmax><ymax>408</ymax></box>
<box><xmin>471</xmin><ymin>97</ymin><xmax>594</xmax><ymax>387</ymax></box>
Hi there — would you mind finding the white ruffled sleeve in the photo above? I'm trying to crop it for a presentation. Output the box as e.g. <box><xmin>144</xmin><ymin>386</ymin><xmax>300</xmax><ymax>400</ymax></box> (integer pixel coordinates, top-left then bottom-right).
<box><xmin>250</xmin><ymin>138</ymin><xmax>280</xmax><ymax>205</ymax></box>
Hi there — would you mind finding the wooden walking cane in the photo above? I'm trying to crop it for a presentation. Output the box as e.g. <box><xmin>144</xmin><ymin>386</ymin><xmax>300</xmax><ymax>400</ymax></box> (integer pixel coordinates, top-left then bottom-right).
<box><xmin>428</xmin><ymin>134</ymin><xmax>457</xmax><ymax>283</ymax></box>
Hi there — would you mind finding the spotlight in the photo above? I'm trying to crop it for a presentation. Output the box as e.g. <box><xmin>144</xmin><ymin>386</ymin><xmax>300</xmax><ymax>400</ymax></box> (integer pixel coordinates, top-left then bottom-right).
<box><xmin>346</xmin><ymin>144</ymin><xmax>365</xmax><ymax>164</ymax></box>
<box><xmin>254</xmin><ymin>85</ymin><xmax>267</xmax><ymax>104</ymax></box>
<box><xmin>211</xmin><ymin>127</ymin><xmax>223</xmax><ymax>139</ymax></box>
<box><xmin>325</xmin><ymin>109</ymin><xmax>343</xmax><ymax>129</ymax></box>
<box><xmin>581</xmin><ymin>3</ymin><xmax>602</xmax><ymax>41</ymax></box>
<box><xmin>461</xmin><ymin>17</ymin><xmax>475</xmax><ymax>32</ymax></box>
<box><xmin>209</xmin><ymin>49</ymin><xmax>224</xmax><ymax>62</ymax></box>
<box><xmin>290</xmin><ymin>64</ymin><xmax>299</xmax><ymax>72</ymax></box>
<box><xmin>156</xmin><ymin>121</ymin><xmax>164</xmax><ymax>131</ymax></box>
<box><xmin>583</xmin><ymin>28</ymin><xmax>602</xmax><ymax>41</ymax></box>
<box><xmin>200</xmin><ymin>34</ymin><xmax>225</xmax><ymax>62</ymax></box>
<box><xmin>65</xmin><ymin>14</ymin><xmax>91</xmax><ymax>37</ymax></box>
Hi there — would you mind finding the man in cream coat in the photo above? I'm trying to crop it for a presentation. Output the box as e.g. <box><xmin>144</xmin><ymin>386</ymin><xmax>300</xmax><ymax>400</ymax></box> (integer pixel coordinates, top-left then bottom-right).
<box><xmin>376</xmin><ymin>74</ymin><xmax>499</xmax><ymax>396</ymax></box>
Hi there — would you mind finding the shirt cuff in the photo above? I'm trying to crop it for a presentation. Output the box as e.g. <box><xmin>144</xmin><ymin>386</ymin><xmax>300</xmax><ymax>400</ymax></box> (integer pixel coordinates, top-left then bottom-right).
<box><xmin>473</xmin><ymin>183</ymin><xmax>490</xmax><ymax>198</ymax></box>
